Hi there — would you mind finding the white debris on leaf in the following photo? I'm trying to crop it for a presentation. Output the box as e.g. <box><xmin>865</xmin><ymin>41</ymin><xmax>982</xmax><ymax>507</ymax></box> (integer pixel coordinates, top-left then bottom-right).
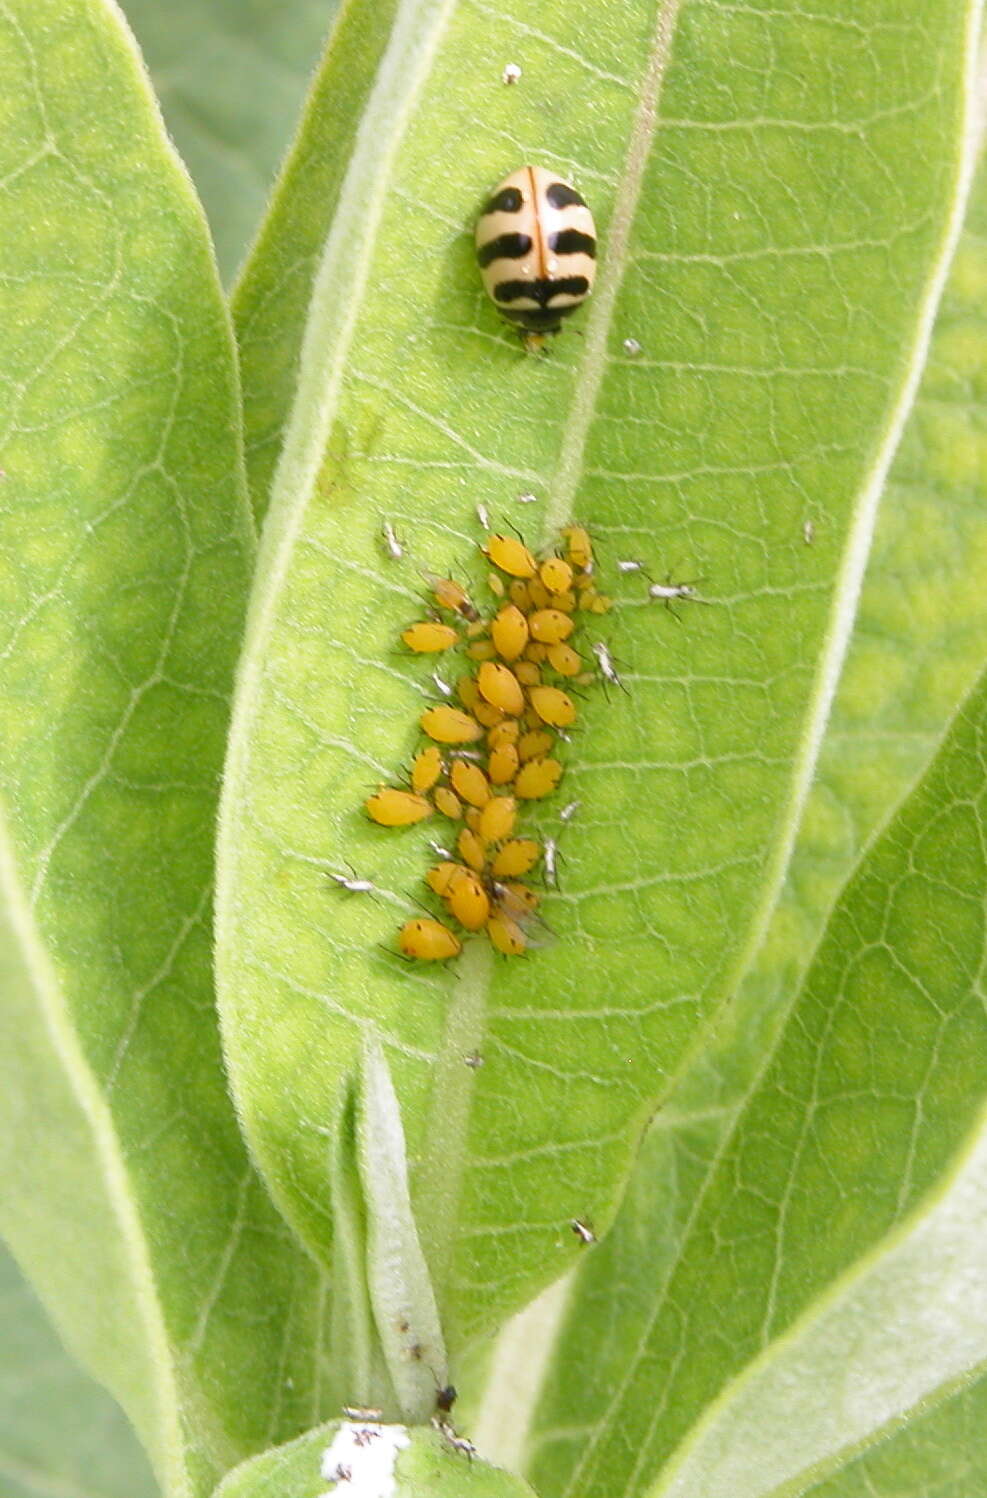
<box><xmin>320</xmin><ymin>1423</ymin><xmax>410</xmax><ymax>1498</ymax></box>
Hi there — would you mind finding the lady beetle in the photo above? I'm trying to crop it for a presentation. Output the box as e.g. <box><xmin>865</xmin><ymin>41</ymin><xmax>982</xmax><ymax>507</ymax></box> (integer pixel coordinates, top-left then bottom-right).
<box><xmin>475</xmin><ymin>167</ymin><xmax>597</xmax><ymax>340</ymax></box>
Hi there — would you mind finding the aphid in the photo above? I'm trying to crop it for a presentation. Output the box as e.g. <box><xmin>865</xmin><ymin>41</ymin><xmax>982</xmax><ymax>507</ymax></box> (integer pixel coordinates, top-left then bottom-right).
<box><xmin>553</xmin><ymin>590</ymin><xmax>577</xmax><ymax>614</ymax></box>
<box><xmin>490</xmin><ymin>838</ymin><xmax>541</xmax><ymax>877</ymax></box>
<box><xmin>366</xmin><ymin>788</ymin><xmax>432</xmax><ymax>826</ymax></box>
<box><xmin>592</xmin><ymin>640</ymin><xmax>629</xmax><ymax>695</ymax></box>
<box><xmin>508</xmin><ymin>579</ymin><xmax>530</xmax><ymax>611</ymax></box>
<box><xmin>420</xmin><ymin>706</ymin><xmax>484</xmax><ymax>744</ymax></box>
<box><xmin>488</xmin><ymin>719</ymin><xmax>520</xmax><ymax>749</ymax></box>
<box><xmin>475</xmin><ymin>167</ymin><xmax>597</xmax><ymax>339</ymax></box>
<box><xmin>514</xmin><ymin>757</ymin><xmax>563</xmax><ymax>799</ymax></box>
<box><xmin>466</xmin><ymin>638</ymin><xmax>497</xmax><ymax>662</ymax></box>
<box><xmin>493</xmin><ymin>879</ymin><xmax>540</xmax><ymax>915</ymax></box>
<box><xmin>457</xmin><ymin>827</ymin><xmax>487</xmax><ymax>874</ymax></box>
<box><xmin>433</xmin><ymin>786</ymin><xmax>463</xmax><ymax>820</ymax></box>
<box><xmin>464</xmin><ymin>805</ymin><xmax>483</xmax><ymax>833</ymax></box>
<box><xmin>514</xmin><ymin>660</ymin><xmax>541</xmax><ymax>688</ymax></box>
<box><xmin>381</xmin><ymin>520</ymin><xmax>405</xmax><ymax>560</ymax></box>
<box><xmin>561</xmin><ymin>525</ymin><xmax>593</xmax><ymax>570</ymax></box>
<box><xmin>487</xmin><ymin>911</ymin><xmax>527</xmax><ymax>956</ymax></box>
<box><xmin>450</xmin><ymin>760</ymin><xmax>490</xmax><ymax>808</ymax></box>
<box><xmin>488</xmin><ymin>741</ymin><xmax>520</xmax><ymax>785</ymax></box>
<box><xmin>478</xmin><ymin>794</ymin><xmax>517</xmax><ymax>844</ymax></box>
<box><xmin>457</xmin><ymin>675</ymin><xmax>481</xmax><ymax>712</ymax></box>
<box><xmin>528</xmin><ymin>685</ymin><xmax>576</xmax><ymax>728</ymax></box>
<box><xmin>524</xmin><ymin>640</ymin><xmax>548</xmax><ymax>663</ymax></box>
<box><xmin>527</xmin><ymin>579</ymin><xmax>551</xmax><ymax>610</ymax></box>
<box><xmin>487</xmin><ymin>572</ymin><xmax>505</xmax><ymax>597</ymax></box>
<box><xmin>476</xmin><ymin>501</ymin><xmax>491</xmax><ymax>529</ymax></box>
<box><xmin>399</xmin><ymin>918</ymin><xmax>461</xmax><ymax>961</ymax></box>
<box><xmin>473</xmin><ymin>699</ymin><xmax>506</xmax><ymax>729</ymax></box>
<box><xmin>401</xmin><ymin>621</ymin><xmax>458</xmax><ymax>653</ymax></box>
<box><xmin>518</xmin><ymin>727</ymin><xmax>554</xmax><ymax>762</ymax></box>
<box><xmin>431</xmin><ymin>670</ymin><xmax>453</xmax><ymax>698</ymax></box>
<box><xmin>529</xmin><ymin>608</ymin><xmax>575</xmax><ymax>644</ymax></box>
<box><xmin>501</xmin><ymin>61</ymin><xmax>522</xmax><ymax>84</ymax></box>
<box><xmin>491</xmin><ymin>603</ymin><xmax>529</xmax><ymax>661</ymax></box>
<box><xmin>431</xmin><ymin>575</ymin><xmax>480</xmax><ymax>621</ymax></box>
<box><xmin>546</xmin><ymin>641</ymin><xmax>582</xmax><ymax>677</ymax></box>
<box><xmin>482</xmin><ymin>533</ymin><xmax>537</xmax><ymax>578</ymax></box>
<box><xmin>539</xmin><ymin>557</ymin><xmax>573</xmax><ymax>594</ymax></box>
<box><xmin>477</xmin><ymin>659</ymin><xmax>526</xmax><ymax>717</ymax></box>
<box><xmin>570</xmin><ymin>1218</ymin><xmax>597</xmax><ymax>1245</ymax></box>
<box><xmin>426</xmin><ymin>862</ymin><xmax>468</xmax><ymax>897</ymax></box>
<box><xmin>328</xmin><ymin>867</ymin><xmax>376</xmax><ymax>895</ymax></box>
<box><xmin>444</xmin><ymin>868</ymin><xmax>490</xmax><ymax>931</ymax></box>
<box><xmin>411</xmin><ymin>745</ymin><xmax>443</xmax><ymax>794</ymax></box>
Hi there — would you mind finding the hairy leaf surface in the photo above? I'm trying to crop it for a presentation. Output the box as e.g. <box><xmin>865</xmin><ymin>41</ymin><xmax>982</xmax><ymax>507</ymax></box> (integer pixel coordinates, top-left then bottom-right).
<box><xmin>216</xmin><ymin>0</ymin><xmax>980</xmax><ymax>1353</ymax></box>
<box><xmin>0</xmin><ymin>3</ymin><xmax>329</xmax><ymax>1492</ymax></box>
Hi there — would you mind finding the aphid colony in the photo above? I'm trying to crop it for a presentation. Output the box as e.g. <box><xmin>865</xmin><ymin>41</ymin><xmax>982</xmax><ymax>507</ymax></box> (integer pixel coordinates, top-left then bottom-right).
<box><xmin>365</xmin><ymin>528</ymin><xmax>612</xmax><ymax>961</ymax></box>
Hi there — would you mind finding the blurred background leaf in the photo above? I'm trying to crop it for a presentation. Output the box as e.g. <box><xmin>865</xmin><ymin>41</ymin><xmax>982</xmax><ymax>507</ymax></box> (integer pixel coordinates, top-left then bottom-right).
<box><xmin>120</xmin><ymin>0</ymin><xmax>338</xmax><ymax>283</ymax></box>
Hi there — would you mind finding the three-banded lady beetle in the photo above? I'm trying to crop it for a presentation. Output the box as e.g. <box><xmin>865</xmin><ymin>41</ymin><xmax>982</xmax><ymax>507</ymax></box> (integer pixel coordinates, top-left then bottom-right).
<box><xmin>475</xmin><ymin>167</ymin><xmax>597</xmax><ymax>341</ymax></box>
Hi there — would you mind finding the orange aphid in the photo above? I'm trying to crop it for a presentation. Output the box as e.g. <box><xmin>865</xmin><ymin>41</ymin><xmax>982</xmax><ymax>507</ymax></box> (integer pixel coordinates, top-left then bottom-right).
<box><xmin>477</xmin><ymin>660</ymin><xmax>526</xmax><ymax>717</ymax></box>
<box><xmin>518</xmin><ymin>728</ymin><xmax>554</xmax><ymax>762</ymax></box>
<box><xmin>427</xmin><ymin>862</ymin><xmax>469</xmax><ymax>896</ymax></box>
<box><xmin>490</xmin><ymin>604</ymin><xmax>529</xmax><ymax>661</ymax></box>
<box><xmin>420</xmin><ymin>705</ymin><xmax>484</xmax><ymax>744</ymax></box>
<box><xmin>514</xmin><ymin>758</ymin><xmax>564</xmax><ymax>799</ymax></box>
<box><xmin>366</xmin><ymin>788</ymin><xmax>432</xmax><ymax>826</ymax></box>
<box><xmin>508</xmin><ymin>579</ymin><xmax>531</xmax><ymax>611</ymax></box>
<box><xmin>411</xmin><ymin>745</ymin><xmax>443</xmax><ymax>794</ymax></box>
<box><xmin>514</xmin><ymin>660</ymin><xmax>541</xmax><ymax>687</ymax></box>
<box><xmin>488</xmin><ymin>741</ymin><xmax>520</xmax><ymax>784</ymax></box>
<box><xmin>399</xmin><ymin>918</ymin><xmax>461</xmax><ymax>961</ymax></box>
<box><xmin>529</xmin><ymin>685</ymin><xmax>577</xmax><ymax>727</ymax></box>
<box><xmin>540</xmin><ymin>557</ymin><xmax>573</xmax><ymax>594</ymax></box>
<box><xmin>450</xmin><ymin>760</ymin><xmax>490</xmax><ymax>808</ymax></box>
<box><xmin>431</xmin><ymin>576</ymin><xmax>479</xmax><ymax>620</ymax></box>
<box><xmin>529</xmin><ymin>609</ymin><xmax>575</xmax><ymax>644</ymax></box>
<box><xmin>466</xmin><ymin>639</ymin><xmax>497</xmax><ymax>661</ymax></box>
<box><xmin>401</xmin><ymin>621</ymin><xmax>459</xmax><ymax>653</ymax></box>
<box><xmin>487</xmin><ymin>912</ymin><xmax>527</xmax><ymax>956</ymax></box>
<box><xmin>478</xmin><ymin>795</ymin><xmax>517</xmax><ymax>844</ymax></box>
<box><xmin>488</xmin><ymin>719</ymin><xmax>520</xmax><ymax>749</ymax></box>
<box><xmin>562</xmin><ymin>525</ymin><xmax>593</xmax><ymax>569</ymax></box>
<box><xmin>433</xmin><ymin>786</ymin><xmax>463</xmax><ymax>820</ymax></box>
<box><xmin>457</xmin><ymin>827</ymin><xmax>487</xmax><ymax>873</ymax></box>
<box><xmin>444</xmin><ymin>868</ymin><xmax>490</xmax><ymax>930</ymax></box>
<box><xmin>483</xmin><ymin>533</ymin><xmax>537</xmax><ymax>578</ymax></box>
<box><xmin>546</xmin><ymin>642</ymin><xmax>582</xmax><ymax>677</ymax></box>
<box><xmin>490</xmin><ymin>839</ymin><xmax>541</xmax><ymax>877</ymax></box>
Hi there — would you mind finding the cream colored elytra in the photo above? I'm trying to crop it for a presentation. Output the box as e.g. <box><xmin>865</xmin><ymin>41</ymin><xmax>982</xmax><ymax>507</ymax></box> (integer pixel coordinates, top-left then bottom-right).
<box><xmin>475</xmin><ymin>165</ymin><xmax>597</xmax><ymax>336</ymax></box>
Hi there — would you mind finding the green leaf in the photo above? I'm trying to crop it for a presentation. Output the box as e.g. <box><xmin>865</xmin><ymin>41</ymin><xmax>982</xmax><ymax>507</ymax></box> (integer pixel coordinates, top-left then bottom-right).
<box><xmin>0</xmin><ymin>3</ymin><xmax>329</xmax><ymax>1492</ymax></box>
<box><xmin>120</xmin><ymin>0</ymin><xmax>338</xmax><ymax>284</ymax></box>
<box><xmin>215</xmin><ymin>1418</ymin><xmax>539</xmax><ymax>1498</ymax></box>
<box><xmin>216</xmin><ymin>0</ymin><xmax>982</xmax><ymax>1354</ymax></box>
<box><xmin>511</xmin><ymin>55</ymin><xmax>987</xmax><ymax>1498</ymax></box>
<box><xmin>0</xmin><ymin>1240</ymin><xmax>158</xmax><ymax>1498</ymax></box>
<box><xmin>799</xmin><ymin>1368</ymin><xmax>987</xmax><ymax>1498</ymax></box>
<box><xmin>231</xmin><ymin>0</ymin><xmax>401</xmax><ymax>522</ymax></box>
<box><xmin>522</xmin><ymin>657</ymin><xmax>987</xmax><ymax>1498</ymax></box>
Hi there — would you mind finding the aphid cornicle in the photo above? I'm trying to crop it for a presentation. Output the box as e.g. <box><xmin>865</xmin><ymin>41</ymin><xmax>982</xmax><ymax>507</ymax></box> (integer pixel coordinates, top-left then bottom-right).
<box><xmin>475</xmin><ymin>167</ymin><xmax>597</xmax><ymax>338</ymax></box>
